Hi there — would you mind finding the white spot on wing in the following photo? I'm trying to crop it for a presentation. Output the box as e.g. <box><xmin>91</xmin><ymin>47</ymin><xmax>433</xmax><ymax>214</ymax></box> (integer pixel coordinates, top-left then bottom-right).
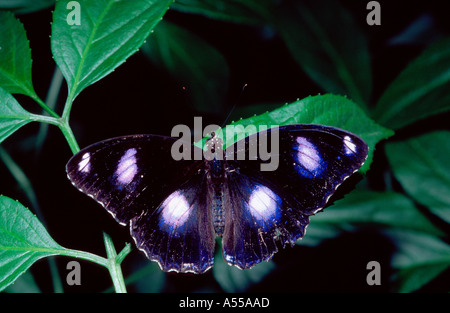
<box><xmin>78</xmin><ymin>152</ymin><xmax>91</xmax><ymax>173</ymax></box>
<box><xmin>343</xmin><ymin>135</ymin><xmax>357</xmax><ymax>155</ymax></box>
<box><xmin>295</xmin><ymin>137</ymin><xmax>325</xmax><ymax>177</ymax></box>
<box><xmin>160</xmin><ymin>191</ymin><xmax>192</xmax><ymax>229</ymax></box>
<box><xmin>116</xmin><ymin>148</ymin><xmax>137</xmax><ymax>184</ymax></box>
<box><xmin>248</xmin><ymin>185</ymin><xmax>279</xmax><ymax>222</ymax></box>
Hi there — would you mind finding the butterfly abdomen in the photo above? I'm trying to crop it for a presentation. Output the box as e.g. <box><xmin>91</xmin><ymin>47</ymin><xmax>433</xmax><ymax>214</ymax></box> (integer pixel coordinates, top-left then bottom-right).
<box><xmin>205</xmin><ymin>158</ymin><xmax>226</xmax><ymax>236</ymax></box>
<box><xmin>212</xmin><ymin>194</ymin><xmax>225</xmax><ymax>236</ymax></box>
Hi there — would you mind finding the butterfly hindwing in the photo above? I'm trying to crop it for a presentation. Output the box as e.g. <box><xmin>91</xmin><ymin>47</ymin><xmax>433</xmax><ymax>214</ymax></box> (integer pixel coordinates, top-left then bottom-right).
<box><xmin>66</xmin><ymin>134</ymin><xmax>215</xmax><ymax>273</ymax></box>
<box><xmin>130</xmin><ymin>171</ymin><xmax>215</xmax><ymax>273</ymax></box>
<box><xmin>222</xmin><ymin>124</ymin><xmax>368</xmax><ymax>268</ymax></box>
<box><xmin>222</xmin><ymin>172</ymin><xmax>310</xmax><ymax>269</ymax></box>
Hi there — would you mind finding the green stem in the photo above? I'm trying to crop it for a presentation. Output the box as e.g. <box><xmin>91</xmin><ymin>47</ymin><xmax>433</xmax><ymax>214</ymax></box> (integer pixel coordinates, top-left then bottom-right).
<box><xmin>11</xmin><ymin>233</ymin><xmax>131</xmax><ymax>292</ymax></box>
<box><xmin>103</xmin><ymin>233</ymin><xmax>129</xmax><ymax>293</ymax></box>
<box><xmin>26</xmin><ymin>72</ymin><xmax>80</xmax><ymax>155</ymax></box>
<box><xmin>57</xmin><ymin>234</ymin><xmax>130</xmax><ymax>293</ymax></box>
<box><xmin>62</xmin><ymin>85</ymin><xmax>77</xmax><ymax>122</ymax></box>
<box><xmin>30</xmin><ymin>93</ymin><xmax>60</xmax><ymax>119</ymax></box>
<box><xmin>57</xmin><ymin>119</ymin><xmax>80</xmax><ymax>154</ymax></box>
<box><xmin>59</xmin><ymin>248</ymin><xmax>109</xmax><ymax>268</ymax></box>
<box><xmin>58</xmin><ymin>242</ymin><xmax>129</xmax><ymax>274</ymax></box>
<box><xmin>29</xmin><ymin>114</ymin><xmax>80</xmax><ymax>154</ymax></box>
<box><xmin>56</xmin><ymin>84</ymin><xmax>81</xmax><ymax>154</ymax></box>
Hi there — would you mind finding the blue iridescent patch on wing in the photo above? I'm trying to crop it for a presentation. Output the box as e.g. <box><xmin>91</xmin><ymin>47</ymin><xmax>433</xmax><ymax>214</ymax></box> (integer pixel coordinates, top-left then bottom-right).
<box><xmin>157</xmin><ymin>190</ymin><xmax>193</xmax><ymax>233</ymax></box>
<box><xmin>293</xmin><ymin>136</ymin><xmax>328</xmax><ymax>178</ymax></box>
<box><xmin>246</xmin><ymin>184</ymin><xmax>282</xmax><ymax>230</ymax></box>
<box><xmin>116</xmin><ymin>148</ymin><xmax>138</xmax><ymax>185</ymax></box>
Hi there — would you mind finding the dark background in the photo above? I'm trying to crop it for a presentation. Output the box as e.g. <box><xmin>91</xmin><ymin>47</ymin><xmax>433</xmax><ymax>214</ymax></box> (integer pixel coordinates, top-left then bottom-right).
<box><xmin>1</xmin><ymin>0</ymin><xmax>449</xmax><ymax>292</ymax></box>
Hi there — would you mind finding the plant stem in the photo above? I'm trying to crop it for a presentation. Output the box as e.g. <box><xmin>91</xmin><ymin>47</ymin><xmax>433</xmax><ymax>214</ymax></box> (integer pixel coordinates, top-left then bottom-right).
<box><xmin>103</xmin><ymin>233</ymin><xmax>129</xmax><ymax>293</ymax></box>
<box><xmin>28</xmin><ymin>113</ymin><xmax>80</xmax><ymax>154</ymax></box>
<box><xmin>58</xmin><ymin>248</ymin><xmax>109</xmax><ymax>268</ymax></box>
<box><xmin>31</xmin><ymin>93</ymin><xmax>60</xmax><ymax>119</ymax></box>
<box><xmin>57</xmin><ymin>119</ymin><xmax>80</xmax><ymax>154</ymax></box>
<box><xmin>61</xmin><ymin>85</ymin><xmax>77</xmax><ymax>123</ymax></box>
<box><xmin>33</xmin><ymin>237</ymin><xmax>131</xmax><ymax>293</ymax></box>
<box><xmin>26</xmin><ymin>73</ymin><xmax>80</xmax><ymax>155</ymax></box>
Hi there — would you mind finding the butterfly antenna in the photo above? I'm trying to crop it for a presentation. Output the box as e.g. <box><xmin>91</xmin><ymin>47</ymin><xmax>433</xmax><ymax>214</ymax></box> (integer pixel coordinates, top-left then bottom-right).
<box><xmin>221</xmin><ymin>83</ymin><xmax>248</xmax><ymax>128</ymax></box>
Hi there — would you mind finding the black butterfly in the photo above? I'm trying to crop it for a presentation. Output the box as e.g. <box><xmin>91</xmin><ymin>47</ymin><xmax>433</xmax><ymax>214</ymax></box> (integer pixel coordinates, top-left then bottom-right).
<box><xmin>66</xmin><ymin>124</ymin><xmax>368</xmax><ymax>274</ymax></box>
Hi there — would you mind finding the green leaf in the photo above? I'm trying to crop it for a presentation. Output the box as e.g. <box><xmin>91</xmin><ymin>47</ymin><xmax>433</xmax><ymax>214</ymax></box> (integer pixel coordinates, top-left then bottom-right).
<box><xmin>299</xmin><ymin>189</ymin><xmax>443</xmax><ymax>246</ymax></box>
<box><xmin>0</xmin><ymin>11</ymin><xmax>37</xmax><ymax>98</ymax></box>
<box><xmin>122</xmin><ymin>262</ymin><xmax>165</xmax><ymax>293</ymax></box>
<box><xmin>143</xmin><ymin>20</ymin><xmax>229</xmax><ymax>113</ymax></box>
<box><xmin>313</xmin><ymin>190</ymin><xmax>443</xmax><ymax>235</ymax></box>
<box><xmin>394</xmin><ymin>263</ymin><xmax>449</xmax><ymax>293</ymax></box>
<box><xmin>297</xmin><ymin>223</ymin><xmax>341</xmax><ymax>247</ymax></box>
<box><xmin>386</xmin><ymin>131</ymin><xmax>450</xmax><ymax>224</ymax></box>
<box><xmin>0</xmin><ymin>195</ymin><xmax>67</xmax><ymax>292</ymax></box>
<box><xmin>171</xmin><ymin>0</ymin><xmax>273</xmax><ymax>25</ymax></box>
<box><xmin>0</xmin><ymin>0</ymin><xmax>55</xmax><ymax>14</ymax></box>
<box><xmin>205</xmin><ymin>94</ymin><xmax>393</xmax><ymax>173</ymax></box>
<box><xmin>276</xmin><ymin>0</ymin><xmax>372</xmax><ymax>108</ymax></box>
<box><xmin>228</xmin><ymin>102</ymin><xmax>282</xmax><ymax>121</ymax></box>
<box><xmin>0</xmin><ymin>87</ymin><xmax>36</xmax><ymax>144</ymax></box>
<box><xmin>51</xmin><ymin>0</ymin><xmax>172</xmax><ymax>103</ymax></box>
<box><xmin>373</xmin><ymin>37</ymin><xmax>450</xmax><ymax>129</ymax></box>
<box><xmin>385</xmin><ymin>229</ymin><xmax>450</xmax><ymax>292</ymax></box>
<box><xmin>4</xmin><ymin>270</ymin><xmax>41</xmax><ymax>293</ymax></box>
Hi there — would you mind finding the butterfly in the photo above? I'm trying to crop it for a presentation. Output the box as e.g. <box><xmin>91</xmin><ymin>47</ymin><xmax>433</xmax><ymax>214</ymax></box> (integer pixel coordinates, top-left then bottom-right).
<box><xmin>66</xmin><ymin>124</ymin><xmax>368</xmax><ymax>274</ymax></box>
